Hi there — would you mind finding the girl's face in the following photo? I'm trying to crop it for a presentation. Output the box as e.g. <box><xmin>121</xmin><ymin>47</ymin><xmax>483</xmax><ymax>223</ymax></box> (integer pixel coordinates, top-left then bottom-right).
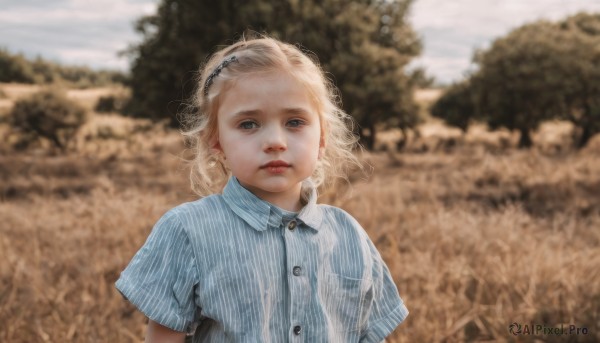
<box><xmin>213</xmin><ymin>71</ymin><xmax>323</xmax><ymax>210</ymax></box>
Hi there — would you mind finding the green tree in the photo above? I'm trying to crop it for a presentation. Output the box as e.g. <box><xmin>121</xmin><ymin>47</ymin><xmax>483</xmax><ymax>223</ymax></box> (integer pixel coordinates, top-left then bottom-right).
<box><xmin>125</xmin><ymin>0</ymin><xmax>421</xmax><ymax>149</ymax></box>
<box><xmin>0</xmin><ymin>48</ymin><xmax>127</xmax><ymax>88</ymax></box>
<box><xmin>472</xmin><ymin>21</ymin><xmax>571</xmax><ymax>148</ymax></box>
<box><xmin>468</xmin><ymin>13</ymin><xmax>600</xmax><ymax>148</ymax></box>
<box><xmin>556</xmin><ymin>13</ymin><xmax>600</xmax><ymax>148</ymax></box>
<box><xmin>0</xmin><ymin>49</ymin><xmax>36</xmax><ymax>83</ymax></box>
<box><xmin>409</xmin><ymin>67</ymin><xmax>436</xmax><ymax>88</ymax></box>
<box><xmin>431</xmin><ymin>81</ymin><xmax>476</xmax><ymax>132</ymax></box>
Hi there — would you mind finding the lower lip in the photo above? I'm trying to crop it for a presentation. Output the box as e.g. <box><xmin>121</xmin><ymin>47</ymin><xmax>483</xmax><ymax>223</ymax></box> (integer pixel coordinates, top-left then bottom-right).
<box><xmin>264</xmin><ymin>166</ymin><xmax>289</xmax><ymax>174</ymax></box>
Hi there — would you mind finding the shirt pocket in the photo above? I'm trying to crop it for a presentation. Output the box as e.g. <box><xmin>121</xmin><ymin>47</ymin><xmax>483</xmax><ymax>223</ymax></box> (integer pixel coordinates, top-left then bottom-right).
<box><xmin>318</xmin><ymin>272</ymin><xmax>373</xmax><ymax>333</ymax></box>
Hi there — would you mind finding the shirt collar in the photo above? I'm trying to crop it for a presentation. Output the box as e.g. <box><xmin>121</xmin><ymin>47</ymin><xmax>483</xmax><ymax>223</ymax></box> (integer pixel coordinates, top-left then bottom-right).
<box><xmin>222</xmin><ymin>176</ymin><xmax>323</xmax><ymax>232</ymax></box>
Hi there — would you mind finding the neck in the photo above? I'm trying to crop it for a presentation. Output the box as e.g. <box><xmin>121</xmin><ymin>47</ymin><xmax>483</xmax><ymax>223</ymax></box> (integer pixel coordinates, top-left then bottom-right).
<box><xmin>239</xmin><ymin>181</ymin><xmax>303</xmax><ymax>212</ymax></box>
<box><xmin>271</xmin><ymin>196</ymin><xmax>302</xmax><ymax>212</ymax></box>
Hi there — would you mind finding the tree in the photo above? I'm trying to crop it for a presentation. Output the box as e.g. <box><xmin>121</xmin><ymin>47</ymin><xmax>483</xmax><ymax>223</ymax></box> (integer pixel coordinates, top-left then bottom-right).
<box><xmin>431</xmin><ymin>81</ymin><xmax>476</xmax><ymax>132</ymax></box>
<box><xmin>556</xmin><ymin>13</ymin><xmax>600</xmax><ymax>148</ymax></box>
<box><xmin>0</xmin><ymin>49</ymin><xmax>36</xmax><ymax>83</ymax></box>
<box><xmin>468</xmin><ymin>13</ymin><xmax>600</xmax><ymax>148</ymax></box>
<box><xmin>0</xmin><ymin>48</ymin><xmax>126</xmax><ymax>87</ymax></box>
<box><xmin>472</xmin><ymin>21</ymin><xmax>572</xmax><ymax>148</ymax></box>
<box><xmin>124</xmin><ymin>0</ymin><xmax>276</xmax><ymax>123</ymax></box>
<box><xmin>409</xmin><ymin>67</ymin><xmax>436</xmax><ymax>88</ymax></box>
<box><xmin>280</xmin><ymin>0</ymin><xmax>422</xmax><ymax>149</ymax></box>
<box><xmin>125</xmin><ymin>0</ymin><xmax>421</xmax><ymax>149</ymax></box>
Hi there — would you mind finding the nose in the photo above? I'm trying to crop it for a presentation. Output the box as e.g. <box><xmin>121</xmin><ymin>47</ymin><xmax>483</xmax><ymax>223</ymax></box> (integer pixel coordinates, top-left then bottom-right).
<box><xmin>263</xmin><ymin>124</ymin><xmax>287</xmax><ymax>152</ymax></box>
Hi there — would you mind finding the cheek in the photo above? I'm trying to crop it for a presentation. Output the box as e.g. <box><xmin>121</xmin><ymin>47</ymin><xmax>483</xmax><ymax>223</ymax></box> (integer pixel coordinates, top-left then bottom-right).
<box><xmin>296</xmin><ymin>129</ymin><xmax>322</xmax><ymax>159</ymax></box>
<box><xmin>220</xmin><ymin>136</ymin><xmax>253</xmax><ymax>166</ymax></box>
<box><xmin>215</xmin><ymin>126</ymin><xmax>240</xmax><ymax>154</ymax></box>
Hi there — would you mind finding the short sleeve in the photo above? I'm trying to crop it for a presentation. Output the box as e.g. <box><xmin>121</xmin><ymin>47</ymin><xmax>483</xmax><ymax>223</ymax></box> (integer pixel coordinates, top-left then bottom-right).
<box><xmin>360</xmin><ymin>238</ymin><xmax>409</xmax><ymax>343</ymax></box>
<box><xmin>115</xmin><ymin>211</ymin><xmax>199</xmax><ymax>332</ymax></box>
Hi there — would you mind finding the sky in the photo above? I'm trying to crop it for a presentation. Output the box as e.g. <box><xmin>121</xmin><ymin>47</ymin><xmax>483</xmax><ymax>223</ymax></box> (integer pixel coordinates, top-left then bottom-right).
<box><xmin>409</xmin><ymin>0</ymin><xmax>600</xmax><ymax>84</ymax></box>
<box><xmin>1</xmin><ymin>0</ymin><xmax>599</xmax><ymax>84</ymax></box>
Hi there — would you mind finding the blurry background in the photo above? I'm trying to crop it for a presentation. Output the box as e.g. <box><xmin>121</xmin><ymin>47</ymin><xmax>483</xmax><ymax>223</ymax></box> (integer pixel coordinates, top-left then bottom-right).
<box><xmin>1</xmin><ymin>0</ymin><xmax>599</xmax><ymax>342</ymax></box>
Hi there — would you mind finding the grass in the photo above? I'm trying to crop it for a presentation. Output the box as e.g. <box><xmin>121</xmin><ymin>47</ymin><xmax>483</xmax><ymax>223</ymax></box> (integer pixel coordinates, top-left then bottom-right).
<box><xmin>0</xmin><ymin>85</ymin><xmax>599</xmax><ymax>342</ymax></box>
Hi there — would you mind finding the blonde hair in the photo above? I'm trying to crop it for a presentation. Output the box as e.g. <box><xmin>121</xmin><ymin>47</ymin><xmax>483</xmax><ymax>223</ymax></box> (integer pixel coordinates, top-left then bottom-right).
<box><xmin>181</xmin><ymin>35</ymin><xmax>363</xmax><ymax>196</ymax></box>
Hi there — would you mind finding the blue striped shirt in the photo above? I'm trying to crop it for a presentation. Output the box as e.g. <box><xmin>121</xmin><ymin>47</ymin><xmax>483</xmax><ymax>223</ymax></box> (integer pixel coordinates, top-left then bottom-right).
<box><xmin>116</xmin><ymin>176</ymin><xmax>408</xmax><ymax>342</ymax></box>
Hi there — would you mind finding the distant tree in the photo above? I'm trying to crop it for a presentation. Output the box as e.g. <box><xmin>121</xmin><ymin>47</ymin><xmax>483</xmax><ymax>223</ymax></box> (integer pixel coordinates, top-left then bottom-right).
<box><xmin>469</xmin><ymin>13</ymin><xmax>600</xmax><ymax>148</ymax></box>
<box><xmin>563</xmin><ymin>12</ymin><xmax>600</xmax><ymax>35</ymax></box>
<box><xmin>472</xmin><ymin>21</ymin><xmax>569</xmax><ymax>148</ymax></box>
<box><xmin>430</xmin><ymin>81</ymin><xmax>476</xmax><ymax>132</ymax></box>
<box><xmin>0</xmin><ymin>49</ymin><xmax>36</xmax><ymax>83</ymax></box>
<box><xmin>125</xmin><ymin>0</ymin><xmax>421</xmax><ymax>149</ymax></box>
<box><xmin>556</xmin><ymin>12</ymin><xmax>600</xmax><ymax>148</ymax></box>
<box><xmin>0</xmin><ymin>48</ymin><xmax>126</xmax><ymax>88</ymax></box>
<box><xmin>409</xmin><ymin>67</ymin><xmax>436</xmax><ymax>88</ymax></box>
<box><xmin>9</xmin><ymin>90</ymin><xmax>88</xmax><ymax>150</ymax></box>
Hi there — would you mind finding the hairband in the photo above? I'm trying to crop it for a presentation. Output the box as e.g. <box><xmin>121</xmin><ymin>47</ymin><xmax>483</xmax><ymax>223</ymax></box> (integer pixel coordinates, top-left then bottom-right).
<box><xmin>203</xmin><ymin>55</ymin><xmax>238</xmax><ymax>96</ymax></box>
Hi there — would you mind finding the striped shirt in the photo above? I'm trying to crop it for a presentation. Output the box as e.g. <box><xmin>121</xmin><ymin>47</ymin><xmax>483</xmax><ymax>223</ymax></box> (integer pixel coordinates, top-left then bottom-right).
<box><xmin>116</xmin><ymin>176</ymin><xmax>408</xmax><ymax>342</ymax></box>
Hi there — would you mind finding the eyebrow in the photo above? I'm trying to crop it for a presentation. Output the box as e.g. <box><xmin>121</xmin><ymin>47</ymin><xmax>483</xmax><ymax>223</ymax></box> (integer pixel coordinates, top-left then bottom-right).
<box><xmin>232</xmin><ymin>109</ymin><xmax>261</xmax><ymax>118</ymax></box>
<box><xmin>232</xmin><ymin>107</ymin><xmax>312</xmax><ymax>118</ymax></box>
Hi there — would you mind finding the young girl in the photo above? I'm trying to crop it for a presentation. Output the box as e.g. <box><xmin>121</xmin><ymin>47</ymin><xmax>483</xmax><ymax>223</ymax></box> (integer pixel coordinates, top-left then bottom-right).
<box><xmin>116</xmin><ymin>36</ymin><xmax>408</xmax><ymax>342</ymax></box>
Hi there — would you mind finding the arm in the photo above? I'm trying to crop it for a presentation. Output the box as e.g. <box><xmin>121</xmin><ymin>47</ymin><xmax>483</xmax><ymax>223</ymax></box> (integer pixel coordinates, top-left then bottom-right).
<box><xmin>116</xmin><ymin>212</ymin><xmax>200</xmax><ymax>340</ymax></box>
<box><xmin>145</xmin><ymin>320</ymin><xmax>186</xmax><ymax>343</ymax></box>
<box><xmin>359</xmin><ymin>235</ymin><xmax>408</xmax><ymax>342</ymax></box>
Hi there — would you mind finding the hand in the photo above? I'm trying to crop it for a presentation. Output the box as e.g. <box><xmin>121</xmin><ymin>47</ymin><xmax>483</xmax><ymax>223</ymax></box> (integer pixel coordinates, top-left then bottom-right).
<box><xmin>145</xmin><ymin>320</ymin><xmax>186</xmax><ymax>343</ymax></box>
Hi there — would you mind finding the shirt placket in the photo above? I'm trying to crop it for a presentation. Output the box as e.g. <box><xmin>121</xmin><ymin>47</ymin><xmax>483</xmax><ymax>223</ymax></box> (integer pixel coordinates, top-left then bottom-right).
<box><xmin>283</xmin><ymin>218</ymin><xmax>310</xmax><ymax>342</ymax></box>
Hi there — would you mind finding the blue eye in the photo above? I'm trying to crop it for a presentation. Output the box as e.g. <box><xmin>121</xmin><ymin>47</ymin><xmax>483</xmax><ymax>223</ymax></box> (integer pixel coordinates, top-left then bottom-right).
<box><xmin>239</xmin><ymin>121</ymin><xmax>258</xmax><ymax>130</ymax></box>
<box><xmin>287</xmin><ymin>119</ymin><xmax>305</xmax><ymax>127</ymax></box>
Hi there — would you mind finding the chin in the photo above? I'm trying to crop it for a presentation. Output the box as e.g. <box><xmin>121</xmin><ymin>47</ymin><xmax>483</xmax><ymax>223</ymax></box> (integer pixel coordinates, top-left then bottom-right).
<box><xmin>260</xmin><ymin>180</ymin><xmax>295</xmax><ymax>193</ymax></box>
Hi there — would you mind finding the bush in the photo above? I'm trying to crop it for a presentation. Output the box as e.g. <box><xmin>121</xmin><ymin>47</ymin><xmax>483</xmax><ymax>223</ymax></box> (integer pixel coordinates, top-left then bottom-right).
<box><xmin>94</xmin><ymin>94</ymin><xmax>127</xmax><ymax>113</ymax></box>
<box><xmin>9</xmin><ymin>89</ymin><xmax>88</xmax><ymax>150</ymax></box>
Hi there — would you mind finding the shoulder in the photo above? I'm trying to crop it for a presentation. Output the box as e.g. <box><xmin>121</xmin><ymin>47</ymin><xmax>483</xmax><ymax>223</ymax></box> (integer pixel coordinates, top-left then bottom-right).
<box><xmin>318</xmin><ymin>204</ymin><xmax>369</xmax><ymax>238</ymax></box>
<box><xmin>169</xmin><ymin>194</ymin><xmax>225</xmax><ymax>214</ymax></box>
<box><xmin>154</xmin><ymin>194</ymin><xmax>229</xmax><ymax>232</ymax></box>
<box><xmin>319</xmin><ymin>204</ymin><xmax>362</xmax><ymax>227</ymax></box>
<box><xmin>164</xmin><ymin>194</ymin><xmax>231</xmax><ymax>221</ymax></box>
<box><xmin>316</xmin><ymin>205</ymin><xmax>380</xmax><ymax>279</ymax></box>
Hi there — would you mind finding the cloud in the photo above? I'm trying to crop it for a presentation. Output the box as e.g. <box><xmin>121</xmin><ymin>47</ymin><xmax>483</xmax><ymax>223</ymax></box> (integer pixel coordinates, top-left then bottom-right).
<box><xmin>409</xmin><ymin>0</ymin><xmax>600</xmax><ymax>84</ymax></box>
<box><xmin>0</xmin><ymin>0</ymin><xmax>157</xmax><ymax>70</ymax></box>
<box><xmin>0</xmin><ymin>0</ymin><xmax>156</xmax><ymax>23</ymax></box>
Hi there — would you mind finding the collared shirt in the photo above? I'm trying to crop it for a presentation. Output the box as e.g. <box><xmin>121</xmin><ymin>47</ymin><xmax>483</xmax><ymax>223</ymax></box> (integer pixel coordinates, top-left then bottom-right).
<box><xmin>116</xmin><ymin>176</ymin><xmax>408</xmax><ymax>342</ymax></box>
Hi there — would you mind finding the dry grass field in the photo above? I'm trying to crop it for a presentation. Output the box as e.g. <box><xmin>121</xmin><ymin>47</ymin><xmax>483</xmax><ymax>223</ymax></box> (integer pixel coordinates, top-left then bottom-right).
<box><xmin>1</xmin><ymin>84</ymin><xmax>599</xmax><ymax>342</ymax></box>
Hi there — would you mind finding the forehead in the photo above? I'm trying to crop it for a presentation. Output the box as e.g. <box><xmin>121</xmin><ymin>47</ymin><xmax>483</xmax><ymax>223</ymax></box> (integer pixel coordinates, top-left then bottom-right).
<box><xmin>217</xmin><ymin>71</ymin><xmax>318</xmax><ymax>118</ymax></box>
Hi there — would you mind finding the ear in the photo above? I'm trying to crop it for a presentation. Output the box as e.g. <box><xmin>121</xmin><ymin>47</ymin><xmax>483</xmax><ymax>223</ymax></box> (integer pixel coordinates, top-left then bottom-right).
<box><xmin>318</xmin><ymin>146</ymin><xmax>325</xmax><ymax>160</ymax></box>
<box><xmin>319</xmin><ymin>117</ymin><xmax>328</xmax><ymax>148</ymax></box>
<box><xmin>318</xmin><ymin>131</ymin><xmax>326</xmax><ymax>160</ymax></box>
<box><xmin>209</xmin><ymin>137</ymin><xmax>224</xmax><ymax>156</ymax></box>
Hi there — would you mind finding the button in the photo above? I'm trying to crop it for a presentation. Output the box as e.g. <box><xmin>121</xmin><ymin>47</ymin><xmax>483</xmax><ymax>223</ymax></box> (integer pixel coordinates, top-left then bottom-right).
<box><xmin>293</xmin><ymin>325</ymin><xmax>301</xmax><ymax>335</ymax></box>
<box><xmin>287</xmin><ymin>220</ymin><xmax>297</xmax><ymax>230</ymax></box>
<box><xmin>292</xmin><ymin>266</ymin><xmax>301</xmax><ymax>276</ymax></box>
